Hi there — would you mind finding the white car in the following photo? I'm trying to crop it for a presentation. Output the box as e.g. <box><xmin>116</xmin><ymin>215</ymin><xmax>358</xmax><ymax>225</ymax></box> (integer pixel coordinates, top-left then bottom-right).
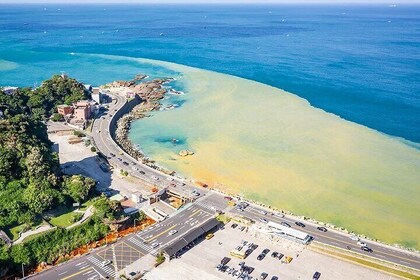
<box><xmin>169</xmin><ymin>230</ymin><xmax>178</xmax><ymax>236</ymax></box>
<box><xmin>132</xmin><ymin>166</ymin><xmax>138</xmax><ymax>171</ymax></box>
<box><xmin>273</xmin><ymin>212</ymin><xmax>285</xmax><ymax>218</ymax></box>
<box><xmin>150</xmin><ymin>242</ymin><xmax>160</xmax><ymax>248</ymax></box>
<box><xmin>357</xmin><ymin>241</ymin><xmax>367</xmax><ymax>246</ymax></box>
<box><xmin>151</xmin><ymin>176</ymin><xmax>159</xmax><ymax>180</ymax></box>
<box><xmin>350</xmin><ymin>235</ymin><xmax>360</xmax><ymax>241</ymax></box>
<box><xmin>166</xmin><ymin>177</ymin><xmax>174</xmax><ymax>181</ymax></box>
<box><xmin>260</xmin><ymin>210</ymin><xmax>267</xmax><ymax>215</ymax></box>
<box><xmin>101</xmin><ymin>260</ymin><xmax>111</xmax><ymax>267</ymax></box>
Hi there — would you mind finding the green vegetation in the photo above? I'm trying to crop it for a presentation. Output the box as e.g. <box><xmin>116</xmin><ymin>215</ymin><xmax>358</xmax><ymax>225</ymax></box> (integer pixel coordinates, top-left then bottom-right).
<box><xmin>49</xmin><ymin>210</ymin><xmax>83</xmax><ymax>228</ymax></box>
<box><xmin>0</xmin><ymin>217</ymin><xmax>109</xmax><ymax>267</ymax></box>
<box><xmin>120</xmin><ymin>169</ymin><xmax>128</xmax><ymax>176</ymax></box>
<box><xmin>0</xmin><ymin>76</ymin><xmax>107</xmax><ymax>273</ymax></box>
<box><xmin>51</xmin><ymin>113</ymin><xmax>63</xmax><ymax>122</ymax></box>
<box><xmin>93</xmin><ymin>197</ymin><xmax>123</xmax><ymax>221</ymax></box>
<box><xmin>62</xmin><ymin>175</ymin><xmax>96</xmax><ymax>203</ymax></box>
<box><xmin>155</xmin><ymin>252</ymin><xmax>165</xmax><ymax>266</ymax></box>
<box><xmin>90</xmin><ymin>146</ymin><xmax>96</xmax><ymax>152</ymax></box>
<box><xmin>73</xmin><ymin>130</ymin><xmax>86</xmax><ymax>138</ymax></box>
<box><xmin>216</xmin><ymin>214</ymin><xmax>231</xmax><ymax>224</ymax></box>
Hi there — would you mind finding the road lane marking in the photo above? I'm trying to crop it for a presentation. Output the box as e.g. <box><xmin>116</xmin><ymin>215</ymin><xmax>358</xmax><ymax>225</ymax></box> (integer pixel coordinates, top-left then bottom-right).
<box><xmin>79</xmin><ymin>265</ymin><xmax>89</xmax><ymax>270</ymax></box>
<box><xmin>75</xmin><ymin>261</ymin><xmax>86</xmax><ymax>266</ymax></box>
<box><xmin>58</xmin><ymin>271</ymin><xmax>68</xmax><ymax>276</ymax></box>
<box><xmin>146</xmin><ymin>225</ymin><xmax>177</xmax><ymax>242</ymax></box>
<box><xmin>188</xmin><ymin>209</ymin><xmax>201</xmax><ymax>218</ymax></box>
<box><xmin>61</xmin><ymin>267</ymin><xmax>92</xmax><ymax>280</ymax></box>
<box><xmin>236</xmin><ymin>208</ymin><xmax>420</xmax><ymax>265</ymax></box>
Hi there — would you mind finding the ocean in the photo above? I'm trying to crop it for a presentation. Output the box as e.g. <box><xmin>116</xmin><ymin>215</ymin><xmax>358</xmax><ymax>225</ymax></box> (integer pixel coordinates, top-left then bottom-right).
<box><xmin>0</xmin><ymin>4</ymin><xmax>419</xmax><ymax>248</ymax></box>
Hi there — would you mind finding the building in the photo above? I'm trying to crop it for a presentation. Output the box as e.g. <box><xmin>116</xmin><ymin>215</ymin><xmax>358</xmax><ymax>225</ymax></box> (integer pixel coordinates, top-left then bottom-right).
<box><xmin>163</xmin><ymin>218</ymin><xmax>220</xmax><ymax>259</ymax></box>
<box><xmin>57</xmin><ymin>104</ymin><xmax>74</xmax><ymax>116</ymax></box>
<box><xmin>266</xmin><ymin>221</ymin><xmax>312</xmax><ymax>244</ymax></box>
<box><xmin>1</xmin><ymin>86</ymin><xmax>18</xmax><ymax>95</ymax></box>
<box><xmin>91</xmin><ymin>87</ymin><xmax>103</xmax><ymax>104</ymax></box>
<box><xmin>74</xmin><ymin>106</ymin><xmax>89</xmax><ymax>121</ymax></box>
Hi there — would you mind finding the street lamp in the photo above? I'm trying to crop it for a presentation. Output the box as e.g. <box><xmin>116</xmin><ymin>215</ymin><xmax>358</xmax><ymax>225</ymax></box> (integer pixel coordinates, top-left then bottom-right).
<box><xmin>21</xmin><ymin>263</ymin><xmax>25</xmax><ymax>278</ymax></box>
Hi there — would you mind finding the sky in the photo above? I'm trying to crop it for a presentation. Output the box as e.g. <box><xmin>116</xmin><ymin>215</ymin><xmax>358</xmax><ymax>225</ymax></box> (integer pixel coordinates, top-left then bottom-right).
<box><xmin>0</xmin><ymin>0</ymin><xmax>418</xmax><ymax>4</ymax></box>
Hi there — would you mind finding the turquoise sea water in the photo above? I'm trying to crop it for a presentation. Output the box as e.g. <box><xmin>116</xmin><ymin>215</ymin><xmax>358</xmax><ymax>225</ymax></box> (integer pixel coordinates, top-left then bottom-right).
<box><xmin>0</xmin><ymin>4</ymin><xmax>419</xmax><ymax>247</ymax></box>
<box><xmin>0</xmin><ymin>4</ymin><xmax>419</xmax><ymax>142</ymax></box>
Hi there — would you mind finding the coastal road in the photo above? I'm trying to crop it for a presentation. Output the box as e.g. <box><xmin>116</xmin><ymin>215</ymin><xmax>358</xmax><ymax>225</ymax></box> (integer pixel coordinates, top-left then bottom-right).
<box><xmin>91</xmin><ymin>92</ymin><xmax>206</xmax><ymax>199</ymax></box>
<box><xmin>92</xmin><ymin>91</ymin><xmax>420</xmax><ymax>271</ymax></box>
<box><xmin>228</xmin><ymin>201</ymin><xmax>420</xmax><ymax>270</ymax></box>
<box><xmin>30</xmin><ymin>194</ymin><xmax>223</xmax><ymax>280</ymax></box>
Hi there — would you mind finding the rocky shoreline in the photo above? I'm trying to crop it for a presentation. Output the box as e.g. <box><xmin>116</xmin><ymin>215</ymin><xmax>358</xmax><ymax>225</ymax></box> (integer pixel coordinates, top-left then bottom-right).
<box><xmin>110</xmin><ymin>76</ymin><xmax>175</xmax><ymax>175</ymax></box>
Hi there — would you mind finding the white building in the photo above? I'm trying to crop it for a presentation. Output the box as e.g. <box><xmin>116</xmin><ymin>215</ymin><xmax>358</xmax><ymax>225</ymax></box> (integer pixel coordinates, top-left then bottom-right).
<box><xmin>1</xmin><ymin>86</ymin><xmax>18</xmax><ymax>95</ymax></box>
<box><xmin>91</xmin><ymin>87</ymin><xmax>103</xmax><ymax>104</ymax></box>
<box><xmin>266</xmin><ymin>221</ymin><xmax>312</xmax><ymax>244</ymax></box>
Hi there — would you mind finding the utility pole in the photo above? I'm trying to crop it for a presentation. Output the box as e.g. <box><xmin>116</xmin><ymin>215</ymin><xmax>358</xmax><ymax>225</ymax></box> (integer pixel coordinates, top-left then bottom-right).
<box><xmin>21</xmin><ymin>263</ymin><xmax>25</xmax><ymax>278</ymax></box>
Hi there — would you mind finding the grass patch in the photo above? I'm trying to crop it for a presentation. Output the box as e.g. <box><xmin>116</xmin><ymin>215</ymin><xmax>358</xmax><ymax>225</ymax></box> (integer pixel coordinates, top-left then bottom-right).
<box><xmin>4</xmin><ymin>224</ymin><xmax>27</xmax><ymax>241</ymax></box>
<box><xmin>311</xmin><ymin>243</ymin><xmax>419</xmax><ymax>280</ymax></box>
<box><xmin>49</xmin><ymin>209</ymin><xmax>81</xmax><ymax>228</ymax></box>
<box><xmin>79</xmin><ymin>197</ymin><xmax>97</xmax><ymax>211</ymax></box>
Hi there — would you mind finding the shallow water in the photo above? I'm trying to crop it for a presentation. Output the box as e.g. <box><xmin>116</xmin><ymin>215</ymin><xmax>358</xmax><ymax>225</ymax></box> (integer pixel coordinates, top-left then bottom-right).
<box><xmin>130</xmin><ymin>58</ymin><xmax>420</xmax><ymax>249</ymax></box>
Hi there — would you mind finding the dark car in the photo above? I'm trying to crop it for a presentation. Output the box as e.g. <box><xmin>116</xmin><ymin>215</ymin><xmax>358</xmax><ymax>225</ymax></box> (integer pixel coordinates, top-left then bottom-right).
<box><xmin>251</xmin><ymin>244</ymin><xmax>259</xmax><ymax>250</ymax></box>
<box><xmin>313</xmin><ymin>271</ymin><xmax>321</xmax><ymax>279</ymax></box>
<box><xmin>280</xmin><ymin>222</ymin><xmax>291</xmax><ymax>228</ymax></box>
<box><xmin>260</xmin><ymin>272</ymin><xmax>268</xmax><ymax>280</ymax></box>
<box><xmin>139</xmin><ymin>170</ymin><xmax>145</xmax><ymax>175</ymax></box>
<box><xmin>361</xmin><ymin>246</ymin><xmax>373</xmax><ymax>253</ymax></box>
<box><xmin>271</xmin><ymin>251</ymin><xmax>278</xmax><ymax>258</ymax></box>
<box><xmin>317</xmin><ymin>226</ymin><xmax>327</xmax><ymax>232</ymax></box>
<box><xmin>262</xmin><ymin>249</ymin><xmax>270</xmax><ymax>254</ymax></box>
<box><xmin>221</xmin><ymin>257</ymin><xmax>231</xmax><ymax>265</ymax></box>
<box><xmin>231</xmin><ymin>223</ymin><xmax>238</xmax><ymax>228</ymax></box>
<box><xmin>277</xmin><ymin>253</ymin><xmax>284</xmax><ymax>260</ymax></box>
<box><xmin>295</xmin><ymin>221</ymin><xmax>306</xmax><ymax>227</ymax></box>
<box><xmin>257</xmin><ymin>254</ymin><xmax>265</xmax><ymax>261</ymax></box>
<box><xmin>271</xmin><ymin>276</ymin><xmax>278</xmax><ymax>280</ymax></box>
<box><xmin>122</xmin><ymin>161</ymin><xmax>129</xmax><ymax>166</ymax></box>
<box><xmin>245</xmin><ymin>249</ymin><xmax>253</xmax><ymax>256</ymax></box>
<box><xmin>224</xmin><ymin>196</ymin><xmax>233</xmax><ymax>201</ymax></box>
<box><xmin>110</xmin><ymin>153</ymin><xmax>116</xmax><ymax>157</ymax></box>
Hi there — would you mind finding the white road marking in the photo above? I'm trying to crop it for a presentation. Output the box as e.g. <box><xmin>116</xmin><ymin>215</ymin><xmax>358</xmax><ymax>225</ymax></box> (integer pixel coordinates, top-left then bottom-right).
<box><xmin>58</xmin><ymin>271</ymin><xmax>68</xmax><ymax>275</ymax></box>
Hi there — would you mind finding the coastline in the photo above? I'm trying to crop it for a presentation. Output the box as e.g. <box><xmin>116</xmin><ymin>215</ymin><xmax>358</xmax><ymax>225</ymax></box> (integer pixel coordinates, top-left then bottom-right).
<box><xmin>108</xmin><ymin>74</ymin><xmax>419</xmax><ymax>253</ymax></box>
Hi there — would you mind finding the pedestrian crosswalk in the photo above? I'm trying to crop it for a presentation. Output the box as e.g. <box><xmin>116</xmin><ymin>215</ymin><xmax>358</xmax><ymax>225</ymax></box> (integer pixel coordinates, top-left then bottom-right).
<box><xmin>194</xmin><ymin>201</ymin><xmax>216</xmax><ymax>212</ymax></box>
<box><xmin>128</xmin><ymin>236</ymin><xmax>159</xmax><ymax>256</ymax></box>
<box><xmin>87</xmin><ymin>256</ymin><xmax>116</xmax><ymax>278</ymax></box>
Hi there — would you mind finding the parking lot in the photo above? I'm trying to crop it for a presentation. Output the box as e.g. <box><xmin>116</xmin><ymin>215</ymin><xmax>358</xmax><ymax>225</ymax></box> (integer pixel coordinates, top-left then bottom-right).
<box><xmin>144</xmin><ymin>221</ymin><xmax>399</xmax><ymax>280</ymax></box>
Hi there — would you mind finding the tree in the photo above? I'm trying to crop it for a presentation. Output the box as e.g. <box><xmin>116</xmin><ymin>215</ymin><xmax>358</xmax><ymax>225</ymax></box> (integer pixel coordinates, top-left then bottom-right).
<box><xmin>63</xmin><ymin>175</ymin><xmax>96</xmax><ymax>203</ymax></box>
<box><xmin>23</xmin><ymin>181</ymin><xmax>55</xmax><ymax>214</ymax></box>
<box><xmin>51</xmin><ymin>113</ymin><xmax>63</xmax><ymax>122</ymax></box>
<box><xmin>10</xmin><ymin>245</ymin><xmax>31</xmax><ymax>265</ymax></box>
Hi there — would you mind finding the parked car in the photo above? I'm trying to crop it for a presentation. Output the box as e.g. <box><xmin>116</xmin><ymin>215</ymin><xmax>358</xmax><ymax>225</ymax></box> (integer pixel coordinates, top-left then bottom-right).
<box><xmin>295</xmin><ymin>221</ymin><xmax>306</xmax><ymax>227</ymax></box>
<box><xmin>122</xmin><ymin>161</ymin><xmax>129</xmax><ymax>166</ymax></box>
<box><xmin>260</xmin><ymin>272</ymin><xmax>268</xmax><ymax>280</ymax></box>
<box><xmin>260</xmin><ymin>210</ymin><xmax>267</xmax><ymax>215</ymax></box>
<box><xmin>277</xmin><ymin>253</ymin><xmax>284</xmax><ymax>260</ymax></box>
<box><xmin>260</xmin><ymin>218</ymin><xmax>268</xmax><ymax>223</ymax></box>
<box><xmin>224</xmin><ymin>196</ymin><xmax>233</xmax><ymax>201</ymax></box>
<box><xmin>313</xmin><ymin>272</ymin><xmax>321</xmax><ymax>279</ymax></box>
<box><xmin>139</xmin><ymin>170</ymin><xmax>145</xmax><ymax>175</ymax></box>
<box><xmin>273</xmin><ymin>212</ymin><xmax>284</xmax><ymax>218</ymax></box>
<box><xmin>257</xmin><ymin>254</ymin><xmax>265</xmax><ymax>261</ymax></box>
<box><xmin>271</xmin><ymin>252</ymin><xmax>278</xmax><ymax>258</ymax></box>
<box><xmin>317</xmin><ymin>226</ymin><xmax>327</xmax><ymax>232</ymax></box>
<box><xmin>262</xmin><ymin>249</ymin><xmax>270</xmax><ymax>254</ymax></box>
<box><xmin>271</xmin><ymin>276</ymin><xmax>279</xmax><ymax>280</ymax></box>
<box><xmin>231</xmin><ymin>223</ymin><xmax>238</xmax><ymax>229</ymax></box>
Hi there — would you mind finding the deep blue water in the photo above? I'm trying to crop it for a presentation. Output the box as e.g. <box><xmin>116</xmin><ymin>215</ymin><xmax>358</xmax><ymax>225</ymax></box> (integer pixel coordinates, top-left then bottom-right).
<box><xmin>0</xmin><ymin>4</ymin><xmax>419</xmax><ymax>142</ymax></box>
